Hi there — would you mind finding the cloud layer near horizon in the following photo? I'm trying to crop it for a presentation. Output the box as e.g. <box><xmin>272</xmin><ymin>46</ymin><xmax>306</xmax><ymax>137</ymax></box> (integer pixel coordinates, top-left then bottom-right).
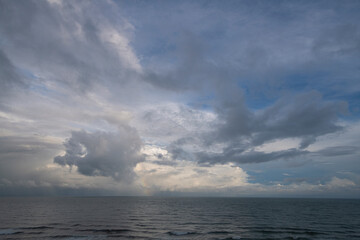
<box><xmin>0</xmin><ymin>0</ymin><xmax>359</xmax><ymax>197</ymax></box>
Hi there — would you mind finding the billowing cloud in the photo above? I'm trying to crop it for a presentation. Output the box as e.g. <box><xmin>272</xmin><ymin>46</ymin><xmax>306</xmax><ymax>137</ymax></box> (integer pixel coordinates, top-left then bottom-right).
<box><xmin>54</xmin><ymin>125</ymin><xmax>144</xmax><ymax>182</ymax></box>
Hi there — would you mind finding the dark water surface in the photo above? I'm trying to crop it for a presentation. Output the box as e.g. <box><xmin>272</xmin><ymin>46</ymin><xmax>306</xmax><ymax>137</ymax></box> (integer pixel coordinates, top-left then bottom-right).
<box><xmin>0</xmin><ymin>197</ymin><xmax>359</xmax><ymax>239</ymax></box>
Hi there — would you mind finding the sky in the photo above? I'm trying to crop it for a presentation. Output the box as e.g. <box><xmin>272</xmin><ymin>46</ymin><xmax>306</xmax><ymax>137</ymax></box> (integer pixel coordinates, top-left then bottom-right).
<box><xmin>0</xmin><ymin>0</ymin><xmax>359</xmax><ymax>198</ymax></box>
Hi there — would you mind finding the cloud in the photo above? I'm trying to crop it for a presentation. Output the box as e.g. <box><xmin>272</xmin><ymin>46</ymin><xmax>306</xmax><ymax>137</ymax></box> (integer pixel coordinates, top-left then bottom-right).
<box><xmin>136</xmin><ymin>147</ymin><xmax>359</xmax><ymax>197</ymax></box>
<box><xmin>54</xmin><ymin>125</ymin><xmax>144</xmax><ymax>182</ymax></box>
<box><xmin>136</xmin><ymin>161</ymin><xmax>248</xmax><ymax>194</ymax></box>
<box><xmin>0</xmin><ymin>0</ymin><xmax>359</xmax><ymax>197</ymax></box>
<box><xmin>252</xmin><ymin>91</ymin><xmax>347</xmax><ymax>147</ymax></box>
<box><xmin>165</xmin><ymin>91</ymin><xmax>346</xmax><ymax>165</ymax></box>
<box><xmin>136</xmin><ymin>145</ymin><xmax>249</xmax><ymax>194</ymax></box>
<box><xmin>0</xmin><ymin>135</ymin><xmax>63</xmax><ymax>193</ymax></box>
<box><xmin>135</xmin><ymin>103</ymin><xmax>216</xmax><ymax>143</ymax></box>
<box><xmin>0</xmin><ymin>0</ymin><xmax>140</xmax><ymax>94</ymax></box>
<box><xmin>196</xmin><ymin>148</ymin><xmax>309</xmax><ymax>165</ymax></box>
<box><xmin>141</xmin><ymin>32</ymin><xmax>223</xmax><ymax>92</ymax></box>
<box><xmin>0</xmin><ymin>49</ymin><xmax>26</xmax><ymax>98</ymax></box>
<box><xmin>0</xmin><ymin>136</ymin><xmax>58</xmax><ymax>155</ymax></box>
<box><xmin>315</xmin><ymin>146</ymin><xmax>358</xmax><ymax>157</ymax></box>
<box><xmin>0</xmin><ymin>164</ymin><xmax>142</xmax><ymax>196</ymax></box>
<box><xmin>326</xmin><ymin>177</ymin><xmax>356</xmax><ymax>188</ymax></box>
<box><xmin>256</xmin><ymin>177</ymin><xmax>359</xmax><ymax>198</ymax></box>
<box><xmin>313</xmin><ymin>24</ymin><xmax>360</xmax><ymax>58</ymax></box>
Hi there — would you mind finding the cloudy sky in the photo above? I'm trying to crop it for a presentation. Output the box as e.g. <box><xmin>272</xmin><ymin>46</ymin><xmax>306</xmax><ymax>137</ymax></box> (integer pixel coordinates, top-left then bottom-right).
<box><xmin>0</xmin><ymin>0</ymin><xmax>359</xmax><ymax>197</ymax></box>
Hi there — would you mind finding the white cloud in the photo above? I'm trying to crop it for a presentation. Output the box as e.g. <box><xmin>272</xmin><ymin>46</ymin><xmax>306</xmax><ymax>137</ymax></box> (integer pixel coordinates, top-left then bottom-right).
<box><xmin>327</xmin><ymin>177</ymin><xmax>355</xmax><ymax>188</ymax></box>
<box><xmin>254</xmin><ymin>138</ymin><xmax>301</xmax><ymax>153</ymax></box>
<box><xmin>135</xmin><ymin>162</ymin><xmax>249</xmax><ymax>194</ymax></box>
<box><xmin>100</xmin><ymin>27</ymin><xmax>141</xmax><ymax>71</ymax></box>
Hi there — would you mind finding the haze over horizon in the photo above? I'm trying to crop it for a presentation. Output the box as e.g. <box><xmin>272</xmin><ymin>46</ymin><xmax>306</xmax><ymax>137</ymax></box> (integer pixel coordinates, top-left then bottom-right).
<box><xmin>0</xmin><ymin>0</ymin><xmax>359</xmax><ymax>198</ymax></box>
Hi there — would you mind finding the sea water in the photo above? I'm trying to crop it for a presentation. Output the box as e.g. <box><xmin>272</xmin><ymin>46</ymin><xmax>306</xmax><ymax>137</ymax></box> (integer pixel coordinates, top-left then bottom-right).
<box><xmin>0</xmin><ymin>197</ymin><xmax>359</xmax><ymax>239</ymax></box>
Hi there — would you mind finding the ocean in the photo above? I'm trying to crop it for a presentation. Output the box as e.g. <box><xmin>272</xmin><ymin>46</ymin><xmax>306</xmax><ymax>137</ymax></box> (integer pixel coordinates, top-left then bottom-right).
<box><xmin>0</xmin><ymin>197</ymin><xmax>359</xmax><ymax>240</ymax></box>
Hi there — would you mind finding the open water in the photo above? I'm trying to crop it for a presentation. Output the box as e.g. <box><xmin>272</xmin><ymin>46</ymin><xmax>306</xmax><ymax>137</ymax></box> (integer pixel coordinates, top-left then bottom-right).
<box><xmin>0</xmin><ymin>197</ymin><xmax>359</xmax><ymax>240</ymax></box>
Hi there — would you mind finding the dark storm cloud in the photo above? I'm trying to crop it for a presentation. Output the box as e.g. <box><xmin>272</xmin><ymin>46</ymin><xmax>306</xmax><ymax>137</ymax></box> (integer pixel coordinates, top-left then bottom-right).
<box><xmin>0</xmin><ymin>133</ymin><xmax>141</xmax><ymax>196</ymax></box>
<box><xmin>251</xmin><ymin>91</ymin><xmax>347</xmax><ymax>147</ymax></box>
<box><xmin>54</xmin><ymin>126</ymin><xmax>144</xmax><ymax>182</ymax></box>
<box><xmin>196</xmin><ymin>148</ymin><xmax>309</xmax><ymax>165</ymax></box>
<box><xmin>212</xmin><ymin>83</ymin><xmax>252</xmax><ymax>141</ymax></box>
<box><xmin>167</xmin><ymin>91</ymin><xmax>346</xmax><ymax>165</ymax></box>
<box><xmin>315</xmin><ymin>146</ymin><xmax>358</xmax><ymax>157</ymax></box>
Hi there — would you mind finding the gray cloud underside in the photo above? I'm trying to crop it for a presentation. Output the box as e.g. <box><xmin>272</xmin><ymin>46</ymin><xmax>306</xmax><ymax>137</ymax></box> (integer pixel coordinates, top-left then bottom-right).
<box><xmin>315</xmin><ymin>146</ymin><xmax>359</xmax><ymax>157</ymax></box>
<box><xmin>54</xmin><ymin>126</ymin><xmax>144</xmax><ymax>182</ymax></box>
<box><xmin>214</xmin><ymin>91</ymin><xmax>346</xmax><ymax>146</ymax></box>
<box><xmin>163</xmin><ymin>91</ymin><xmax>347</xmax><ymax>164</ymax></box>
<box><xmin>196</xmin><ymin>148</ymin><xmax>309</xmax><ymax>165</ymax></box>
<box><xmin>195</xmin><ymin>145</ymin><xmax>359</xmax><ymax>165</ymax></box>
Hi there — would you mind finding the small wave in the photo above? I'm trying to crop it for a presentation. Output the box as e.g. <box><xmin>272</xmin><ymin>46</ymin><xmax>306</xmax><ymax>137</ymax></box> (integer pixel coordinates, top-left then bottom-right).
<box><xmin>253</xmin><ymin>228</ymin><xmax>326</xmax><ymax>236</ymax></box>
<box><xmin>281</xmin><ymin>237</ymin><xmax>311</xmax><ymax>240</ymax></box>
<box><xmin>51</xmin><ymin>235</ymin><xmax>95</xmax><ymax>240</ymax></box>
<box><xmin>220</xmin><ymin>237</ymin><xmax>242</xmax><ymax>240</ymax></box>
<box><xmin>208</xmin><ymin>230</ymin><xmax>232</xmax><ymax>234</ymax></box>
<box><xmin>49</xmin><ymin>223</ymin><xmax>62</xmax><ymax>226</ymax></box>
<box><xmin>65</xmin><ymin>238</ymin><xmax>93</xmax><ymax>240</ymax></box>
<box><xmin>79</xmin><ymin>229</ymin><xmax>131</xmax><ymax>234</ymax></box>
<box><xmin>23</xmin><ymin>226</ymin><xmax>54</xmax><ymax>230</ymax></box>
<box><xmin>106</xmin><ymin>236</ymin><xmax>138</xmax><ymax>239</ymax></box>
<box><xmin>27</xmin><ymin>231</ymin><xmax>44</xmax><ymax>235</ymax></box>
<box><xmin>0</xmin><ymin>229</ymin><xmax>23</xmax><ymax>235</ymax></box>
<box><xmin>168</xmin><ymin>231</ymin><xmax>197</xmax><ymax>236</ymax></box>
<box><xmin>51</xmin><ymin>235</ymin><xmax>76</xmax><ymax>238</ymax></box>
